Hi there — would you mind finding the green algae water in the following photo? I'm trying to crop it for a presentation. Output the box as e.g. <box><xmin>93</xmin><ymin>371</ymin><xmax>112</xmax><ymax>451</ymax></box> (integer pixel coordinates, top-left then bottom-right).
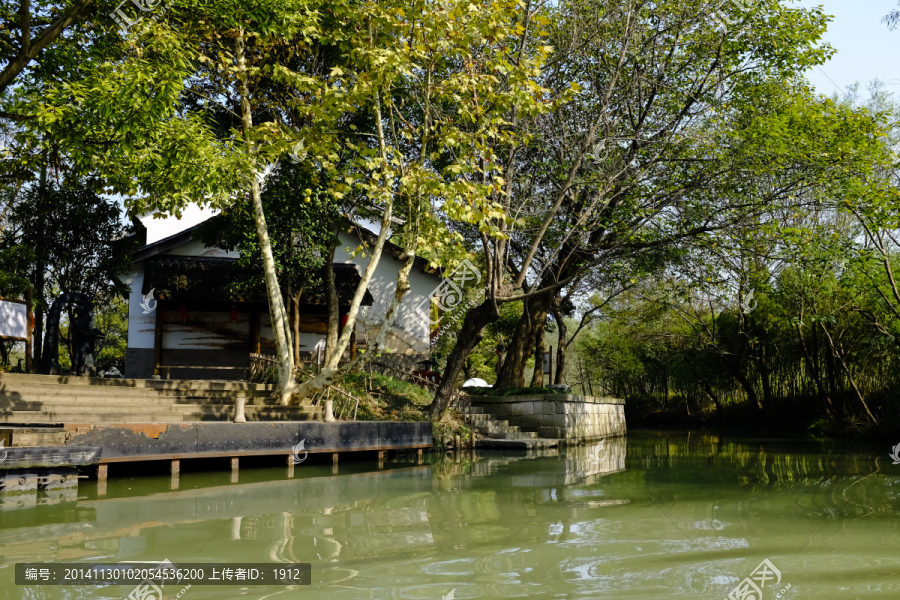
<box><xmin>2</xmin><ymin>430</ymin><xmax>900</xmax><ymax>599</ymax></box>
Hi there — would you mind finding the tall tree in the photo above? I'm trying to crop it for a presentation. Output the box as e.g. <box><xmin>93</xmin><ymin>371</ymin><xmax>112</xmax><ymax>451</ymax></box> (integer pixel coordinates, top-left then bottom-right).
<box><xmin>428</xmin><ymin>0</ymin><xmax>854</xmax><ymax>418</ymax></box>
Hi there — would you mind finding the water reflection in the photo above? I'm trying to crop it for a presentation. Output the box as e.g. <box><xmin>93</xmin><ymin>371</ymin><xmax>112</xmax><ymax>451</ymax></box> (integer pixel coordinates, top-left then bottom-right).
<box><xmin>1</xmin><ymin>432</ymin><xmax>900</xmax><ymax>599</ymax></box>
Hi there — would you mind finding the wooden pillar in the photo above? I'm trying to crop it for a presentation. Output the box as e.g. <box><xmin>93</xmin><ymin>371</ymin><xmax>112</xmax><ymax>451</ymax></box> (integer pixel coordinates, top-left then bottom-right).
<box><xmin>230</xmin><ymin>457</ymin><xmax>239</xmax><ymax>483</ymax></box>
<box><xmin>332</xmin><ymin>452</ymin><xmax>339</xmax><ymax>475</ymax></box>
<box><xmin>378</xmin><ymin>450</ymin><xmax>386</xmax><ymax>470</ymax></box>
<box><xmin>153</xmin><ymin>303</ymin><xmax>163</xmax><ymax>376</ymax></box>
<box><xmin>287</xmin><ymin>454</ymin><xmax>294</xmax><ymax>478</ymax></box>
<box><xmin>25</xmin><ymin>290</ymin><xmax>32</xmax><ymax>372</ymax></box>
<box><xmin>417</xmin><ymin>448</ymin><xmax>423</xmax><ymax>465</ymax></box>
<box><xmin>171</xmin><ymin>459</ymin><xmax>180</xmax><ymax>475</ymax></box>
<box><xmin>251</xmin><ymin>310</ymin><xmax>261</xmax><ymax>354</ymax></box>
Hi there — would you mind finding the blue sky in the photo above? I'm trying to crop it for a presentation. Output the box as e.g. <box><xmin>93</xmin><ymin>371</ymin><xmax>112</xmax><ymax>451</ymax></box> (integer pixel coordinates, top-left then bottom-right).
<box><xmin>795</xmin><ymin>0</ymin><xmax>899</xmax><ymax>95</ymax></box>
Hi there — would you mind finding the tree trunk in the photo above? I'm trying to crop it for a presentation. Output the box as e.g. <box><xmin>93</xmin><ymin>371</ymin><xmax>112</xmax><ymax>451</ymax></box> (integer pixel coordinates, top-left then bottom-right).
<box><xmin>552</xmin><ymin>306</ymin><xmax>566</xmax><ymax>385</ymax></box>
<box><xmin>323</xmin><ymin>92</ymin><xmax>394</xmax><ymax>371</ymax></box>
<box><xmin>796</xmin><ymin>322</ymin><xmax>834</xmax><ymax>417</ymax></box>
<box><xmin>33</xmin><ymin>266</ymin><xmax>44</xmax><ymax>364</ymax></box>
<box><xmin>819</xmin><ymin>323</ymin><xmax>877</xmax><ymax>425</ymax></box>
<box><xmin>33</xmin><ymin>156</ymin><xmax>48</xmax><ymax>364</ymax></box>
<box><xmin>497</xmin><ymin>292</ymin><xmax>552</xmax><ymax>388</ymax></box>
<box><xmin>429</xmin><ymin>301</ymin><xmax>499</xmax><ymax>420</ymax></box>
<box><xmin>323</xmin><ymin>243</ymin><xmax>339</xmax><ymax>363</ymax></box>
<box><xmin>529</xmin><ymin>321</ymin><xmax>545</xmax><ymax>387</ymax></box>
<box><xmin>732</xmin><ymin>364</ymin><xmax>760</xmax><ymax>412</ymax></box>
<box><xmin>750</xmin><ymin>316</ymin><xmax>774</xmax><ymax>411</ymax></box>
<box><xmin>235</xmin><ymin>27</ymin><xmax>296</xmax><ymax>404</ymax></box>
<box><xmin>293</xmin><ymin>294</ymin><xmax>300</xmax><ymax>364</ymax></box>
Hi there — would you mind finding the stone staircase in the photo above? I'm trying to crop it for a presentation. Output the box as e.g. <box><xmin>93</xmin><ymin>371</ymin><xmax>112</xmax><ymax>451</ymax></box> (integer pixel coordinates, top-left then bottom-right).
<box><xmin>456</xmin><ymin>398</ymin><xmax>538</xmax><ymax>441</ymax></box>
<box><xmin>0</xmin><ymin>374</ymin><xmax>322</xmax><ymax>430</ymax></box>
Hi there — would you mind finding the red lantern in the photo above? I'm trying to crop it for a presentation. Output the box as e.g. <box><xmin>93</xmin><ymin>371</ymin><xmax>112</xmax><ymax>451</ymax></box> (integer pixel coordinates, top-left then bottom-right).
<box><xmin>179</xmin><ymin>306</ymin><xmax>188</xmax><ymax>323</ymax></box>
<box><xmin>230</xmin><ymin>307</ymin><xmax>239</xmax><ymax>322</ymax></box>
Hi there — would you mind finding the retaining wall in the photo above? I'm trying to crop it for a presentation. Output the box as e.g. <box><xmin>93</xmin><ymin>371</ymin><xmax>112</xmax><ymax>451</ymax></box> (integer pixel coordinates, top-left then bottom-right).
<box><xmin>470</xmin><ymin>394</ymin><xmax>625</xmax><ymax>441</ymax></box>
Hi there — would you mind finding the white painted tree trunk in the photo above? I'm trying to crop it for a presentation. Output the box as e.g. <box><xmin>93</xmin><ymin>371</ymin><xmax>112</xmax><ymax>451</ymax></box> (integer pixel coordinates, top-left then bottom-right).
<box><xmin>235</xmin><ymin>27</ymin><xmax>296</xmax><ymax>404</ymax></box>
<box><xmin>323</xmin><ymin>93</ymin><xmax>393</xmax><ymax>371</ymax></box>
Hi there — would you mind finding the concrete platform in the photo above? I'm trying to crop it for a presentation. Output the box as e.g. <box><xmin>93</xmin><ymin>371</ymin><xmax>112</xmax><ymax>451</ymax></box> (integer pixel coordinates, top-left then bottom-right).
<box><xmin>1</xmin><ymin>421</ymin><xmax>431</xmax><ymax>471</ymax></box>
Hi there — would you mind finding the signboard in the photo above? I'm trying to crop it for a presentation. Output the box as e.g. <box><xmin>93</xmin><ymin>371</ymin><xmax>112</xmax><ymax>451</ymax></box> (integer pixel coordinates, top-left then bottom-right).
<box><xmin>0</xmin><ymin>300</ymin><xmax>27</xmax><ymax>340</ymax></box>
<box><xmin>543</xmin><ymin>349</ymin><xmax>552</xmax><ymax>375</ymax></box>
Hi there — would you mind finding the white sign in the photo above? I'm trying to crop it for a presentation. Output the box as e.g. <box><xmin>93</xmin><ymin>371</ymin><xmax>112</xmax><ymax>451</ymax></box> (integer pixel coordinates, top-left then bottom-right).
<box><xmin>0</xmin><ymin>301</ymin><xmax>27</xmax><ymax>339</ymax></box>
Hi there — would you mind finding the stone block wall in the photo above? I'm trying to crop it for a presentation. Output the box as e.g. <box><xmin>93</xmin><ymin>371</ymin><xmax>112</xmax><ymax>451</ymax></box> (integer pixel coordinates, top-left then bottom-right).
<box><xmin>470</xmin><ymin>394</ymin><xmax>625</xmax><ymax>441</ymax></box>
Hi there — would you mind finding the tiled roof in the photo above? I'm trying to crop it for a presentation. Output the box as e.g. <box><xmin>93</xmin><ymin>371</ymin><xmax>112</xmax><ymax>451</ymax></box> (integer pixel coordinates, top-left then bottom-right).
<box><xmin>142</xmin><ymin>256</ymin><xmax>373</xmax><ymax>306</ymax></box>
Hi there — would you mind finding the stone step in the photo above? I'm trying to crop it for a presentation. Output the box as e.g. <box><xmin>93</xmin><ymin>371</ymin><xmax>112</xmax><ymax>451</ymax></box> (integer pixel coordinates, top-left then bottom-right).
<box><xmin>462</xmin><ymin>413</ymin><xmax>495</xmax><ymax>423</ymax></box>
<box><xmin>475</xmin><ymin>424</ymin><xmax>519</xmax><ymax>434</ymax></box>
<box><xmin>170</xmin><ymin>404</ymin><xmax>321</xmax><ymax>415</ymax></box>
<box><xmin>0</xmin><ymin>373</ymin><xmax>273</xmax><ymax>392</ymax></box>
<box><xmin>1</xmin><ymin>403</ymin><xmax>320</xmax><ymax>417</ymax></box>
<box><xmin>1</xmin><ymin>397</ymin><xmax>248</xmax><ymax>409</ymax></box>
<box><xmin>8</xmin><ymin>431</ymin><xmax>67</xmax><ymax>446</ymax></box>
<box><xmin>1</xmin><ymin>395</ymin><xmax>278</xmax><ymax>409</ymax></box>
<box><xmin>481</xmin><ymin>431</ymin><xmax>539</xmax><ymax>440</ymax></box>
<box><xmin>180</xmin><ymin>412</ymin><xmax>324</xmax><ymax>422</ymax></box>
<box><xmin>0</xmin><ymin>412</ymin><xmax>184</xmax><ymax>423</ymax></box>
<box><xmin>0</xmin><ymin>387</ymin><xmax>272</xmax><ymax>400</ymax></box>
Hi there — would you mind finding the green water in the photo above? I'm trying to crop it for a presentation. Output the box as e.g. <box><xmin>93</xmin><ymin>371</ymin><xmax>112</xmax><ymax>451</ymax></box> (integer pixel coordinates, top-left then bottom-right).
<box><xmin>2</xmin><ymin>430</ymin><xmax>900</xmax><ymax>599</ymax></box>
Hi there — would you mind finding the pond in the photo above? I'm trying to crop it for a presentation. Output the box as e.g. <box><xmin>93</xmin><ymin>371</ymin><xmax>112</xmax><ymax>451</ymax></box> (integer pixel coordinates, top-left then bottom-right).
<box><xmin>1</xmin><ymin>430</ymin><xmax>899</xmax><ymax>599</ymax></box>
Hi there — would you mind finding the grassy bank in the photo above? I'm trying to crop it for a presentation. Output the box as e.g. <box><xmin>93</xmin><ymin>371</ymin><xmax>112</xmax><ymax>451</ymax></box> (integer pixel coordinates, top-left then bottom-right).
<box><xmin>327</xmin><ymin>372</ymin><xmax>473</xmax><ymax>449</ymax></box>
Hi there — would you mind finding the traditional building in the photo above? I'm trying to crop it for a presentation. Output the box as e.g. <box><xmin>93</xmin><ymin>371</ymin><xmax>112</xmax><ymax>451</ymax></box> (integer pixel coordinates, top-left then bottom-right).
<box><xmin>120</xmin><ymin>206</ymin><xmax>442</xmax><ymax>379</ymax></box>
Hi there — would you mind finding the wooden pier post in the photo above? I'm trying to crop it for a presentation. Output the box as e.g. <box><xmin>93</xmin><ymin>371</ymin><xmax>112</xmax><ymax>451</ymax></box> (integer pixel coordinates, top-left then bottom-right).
<box><xmin>287</xmin><ymin>454</ymin><xmax>294</xmax><ymax>478</ymax></box>
<box><xmin>377</xmin><ymin>450</ymin><xmax>386</xmax><ymax>470</ymax></box>
<box><xmin>417</xmin><ymin>448</ymin><xmax>423</xmax><ymax>465</ymax></box>
<box><xmin>332</xmin><ymin>452</ymin><xmax>339</xmax><ymax>475</ymax></box>
<box><xmin>230</xmin><ymin>457</ymin><xmax>239</xmax><ymax>483</ymax></box>
<box><xmin>171</xmin><ymin>459</ymin><xmax>180</xmax><ymax>475</ymax></box>
<box><xmin>96</xmin><ymin>464</ymin><xmax>108</xmax><ymax>496</ymax></box>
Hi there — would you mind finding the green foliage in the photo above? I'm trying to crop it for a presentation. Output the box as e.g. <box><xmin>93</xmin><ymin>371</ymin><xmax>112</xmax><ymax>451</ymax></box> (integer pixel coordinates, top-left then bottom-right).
<box><xmin>7</xmin><ymin>183</ymin><xmax>137</xmax><ymax>305</ymax></box>
<box><xmin>0</xmin><ymin>245</ymin><xmax>34</xmax><ymax>298</ymax></box>
<box><xmin>193</xmin><ymin>162</ymin><xmax>340</xmax><ymax>299</ymax></box>
<box><xmin>94</xmin><ymin>295</ymin><xmax>128</xmax><ymax>373</ymax></box>
<box><xmin>336</xmin><ymin>372</ymin><xmax>432</xmax><ymax>421</ymax></box>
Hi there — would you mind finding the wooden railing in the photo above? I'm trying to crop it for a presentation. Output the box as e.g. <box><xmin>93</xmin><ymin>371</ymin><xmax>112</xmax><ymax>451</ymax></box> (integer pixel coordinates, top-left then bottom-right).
<box><xmin>368</xmin><ymin>362</ymin><xmax>441</xmax><ymax>392</ymax></box>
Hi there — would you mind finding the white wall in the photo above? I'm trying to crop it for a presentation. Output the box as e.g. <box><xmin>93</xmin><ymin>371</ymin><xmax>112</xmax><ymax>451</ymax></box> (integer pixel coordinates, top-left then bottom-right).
<box><xmin>122</xmin><ymin>264</ymin><xmax>154</xmax><ymax>350</ymax></box>
<box><xmin>334</xmin><ymin>230</ymin><xmax>441</xmax><ymax>355</ymax></box>
<box><xmin>126</xmin><ymin>224</ymin><xmax>441</xmax><ymax>358</ymax></box>
<box><xmin>123</xmin><ymin>239</ymin><xmax>238</xmax><ymax>350</ymax></box>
